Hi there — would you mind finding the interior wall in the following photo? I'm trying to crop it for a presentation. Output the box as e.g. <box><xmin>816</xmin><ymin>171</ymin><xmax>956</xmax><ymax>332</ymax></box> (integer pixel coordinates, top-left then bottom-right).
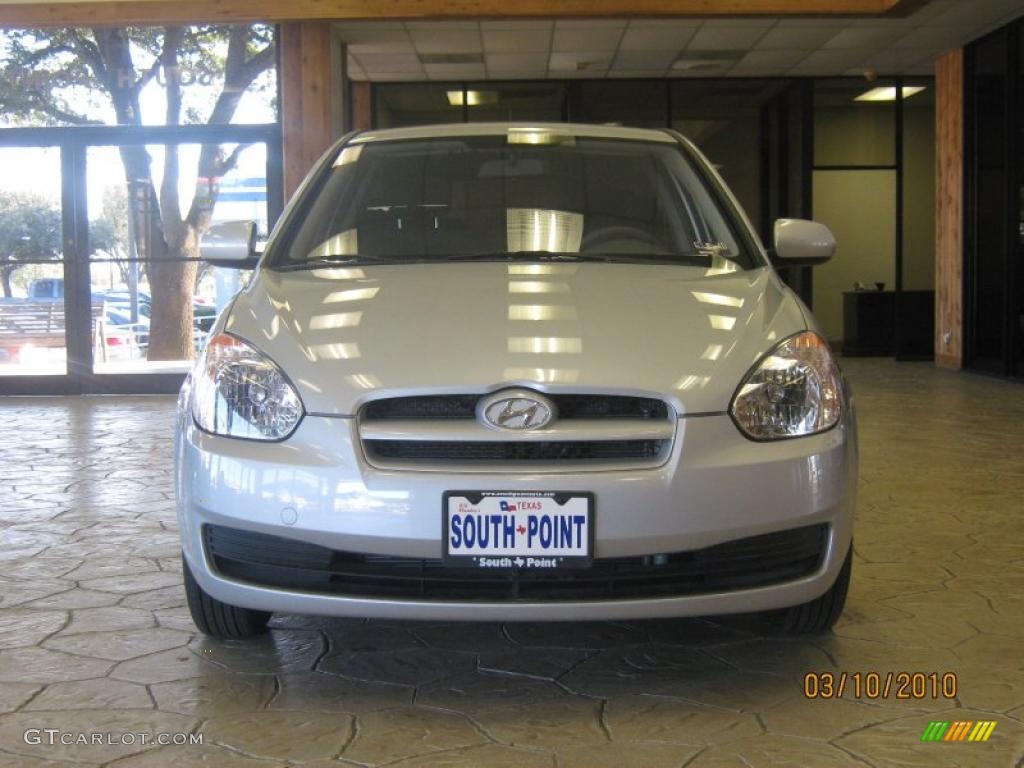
<box><xmin>903</xmin><ymin>102</ymin><xmax>937</xmax><ymax>290</ymax></box>
<box><xmin>815</xmin><ymin>105</ymin><xmax>895</xmax><ymax>166</ymax></box>
<box><xmin>812</xmin><ymin>169</ymin><xmax>897</xmax><ymax>344</ymax></box>
<box><xmin>812</xmin><ymin>98</ymin><xmax>895</xmax><ymax>345</ymax></box>
<box><xmin>810</xmin><ymin>89</ymin><xmax>935</xmax><ymax>346</ymax></box>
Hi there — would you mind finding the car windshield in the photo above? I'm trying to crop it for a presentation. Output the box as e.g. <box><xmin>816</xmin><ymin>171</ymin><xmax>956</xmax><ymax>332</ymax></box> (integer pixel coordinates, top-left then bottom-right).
<box><xmin>274</xmin><ymin>131</ymin><xmax>754</xmax><ymax>270</ymax></box>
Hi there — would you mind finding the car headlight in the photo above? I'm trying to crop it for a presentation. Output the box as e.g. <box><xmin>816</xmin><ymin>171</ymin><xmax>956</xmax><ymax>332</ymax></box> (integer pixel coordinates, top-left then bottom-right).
<box><xmin>192</xmin><ymin>333</ymin><xmax>304</xmax><ymax>440</ymax></box>
<box><xmin>730</xmin><ymin>331</ymin><xmax>842</xmax><ymax>440</ymax></box>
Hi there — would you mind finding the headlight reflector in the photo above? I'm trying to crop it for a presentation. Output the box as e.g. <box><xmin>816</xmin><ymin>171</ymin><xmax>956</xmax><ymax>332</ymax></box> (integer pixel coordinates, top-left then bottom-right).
<box><xmin>730</xmin><ymin>331</ymin><xmax>842</xmax><ymax>440</ymax></box>
<box><xmin>192</xmin><ymin>333</ymin><xmax>303</xmax><ymax>440</ymax></box>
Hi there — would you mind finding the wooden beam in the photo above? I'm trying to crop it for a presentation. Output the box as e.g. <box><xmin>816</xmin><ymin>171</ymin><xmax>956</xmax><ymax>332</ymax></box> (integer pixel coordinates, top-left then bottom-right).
<box><xmin>934</xmin><ymin>48</ymin><xmax>963</xmax><ymax>370</ymax></box>
<box><xmin>350</xmin><ymin>81</ymin><xmax>371</xmax><ymax>132</ymax></box>
<box><xmin>0</xmin><ymin>0</ymin><xmax>908</xmax><ymax>29</ymax></box>
<box><xmin>280</xmin><ymin>21</ymin><xmax>336</xmax><ymax>201</ymax></box>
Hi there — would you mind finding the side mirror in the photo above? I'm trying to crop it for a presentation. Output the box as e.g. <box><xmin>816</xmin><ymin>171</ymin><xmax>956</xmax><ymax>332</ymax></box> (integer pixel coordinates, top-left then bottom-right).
<box><xmin>772</xmin><ymin>218</ymin><xmax>836</xmax><ymax>266</ymax></box>
<box><xmin>200</xmin><ymin>221</ymin><xmax>258</xmax><ymax>269</ymax></box>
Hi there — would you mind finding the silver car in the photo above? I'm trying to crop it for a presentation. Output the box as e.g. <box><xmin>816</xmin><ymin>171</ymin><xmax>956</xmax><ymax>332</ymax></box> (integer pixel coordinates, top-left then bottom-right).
<box><xmin>177</xmin><ymin>123</ymin><xmax>856</xmax><ymax>639</ymax></box>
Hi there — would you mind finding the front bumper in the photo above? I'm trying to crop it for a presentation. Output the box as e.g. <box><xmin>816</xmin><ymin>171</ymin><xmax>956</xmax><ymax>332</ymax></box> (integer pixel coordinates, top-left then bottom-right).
<box><xmin>175</xmin><ymin>407</ymin><xmax>856</xmax><ymax>621</ymax></box>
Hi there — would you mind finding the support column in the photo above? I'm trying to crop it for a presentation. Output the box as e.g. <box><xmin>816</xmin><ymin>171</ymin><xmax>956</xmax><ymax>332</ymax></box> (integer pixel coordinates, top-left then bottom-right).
<box><xmin>280</xmin><ymin>21</ymin><xmax>344</xmax><ymax>201</ymax></box>
<box><xmin>935</xmin><ymin>48</ymin><xmax>963</xmax><ymax>369</ymax></box>
<box><xmin>351</xmin><ymin>81</ymin><xmax>372</xmax><ymax>131</ymax></box>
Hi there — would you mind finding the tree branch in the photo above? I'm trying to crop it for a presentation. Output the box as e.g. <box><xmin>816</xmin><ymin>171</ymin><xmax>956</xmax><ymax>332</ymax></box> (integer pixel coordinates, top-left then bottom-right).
<box><xmin>242</xmin><ymin>44</ymin><xmax>277</xmax><ymax>85</ymax></box>
<box><xmin>67</xmin><ymin>30</ymin><xmax>109</xmax><ymax>85</ymax></box>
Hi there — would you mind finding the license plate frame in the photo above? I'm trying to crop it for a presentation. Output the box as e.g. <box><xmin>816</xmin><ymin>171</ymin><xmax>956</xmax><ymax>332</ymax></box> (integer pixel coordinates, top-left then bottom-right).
<box><xmin>442</xmin><ymin>491</ymin><xmax>595</xmax><ymax>570</ymax></box>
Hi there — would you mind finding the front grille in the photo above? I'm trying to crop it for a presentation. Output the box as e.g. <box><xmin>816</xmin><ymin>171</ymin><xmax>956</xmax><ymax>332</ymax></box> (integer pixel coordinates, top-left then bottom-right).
<box><xmin>362</xmin><ymin>394</ymin><xmax>669</xmax><ymax>421</ymax></box>
<box><xmin>358</xmin><ymin>392</ymin><xmax>675</xmax><ymax>469</ymax></box>
<box><xmin>205</xmin><ymin>523</ymin><xmax>828</xmax><ymax>602</ymax></box>
<box><xmin>364</xmin><ymin>439</ymin><xmax>665</xmax><ymax>462</ymax></box>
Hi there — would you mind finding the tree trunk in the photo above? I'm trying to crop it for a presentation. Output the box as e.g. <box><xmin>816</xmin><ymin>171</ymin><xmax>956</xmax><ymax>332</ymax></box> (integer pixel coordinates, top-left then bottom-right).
<box><xmin>147</xmin><ymin>238</ymin><xmax>198</xmax><ymax>360</ymax></box>
<box><xmin>0</xmin><ymin>267</ymin><xmax>12</xmax><ymax>297</ymax></box>
<box><xmin>88</xmin><ymin>26</ymin><xmax>273</xmax><ymax>363</ymax></box>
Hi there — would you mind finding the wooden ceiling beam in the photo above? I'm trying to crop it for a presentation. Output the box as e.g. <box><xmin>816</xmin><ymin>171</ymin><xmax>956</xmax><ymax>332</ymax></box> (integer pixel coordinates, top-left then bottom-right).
<box><xmin>0</xmin><ymin>0</ymin><xmax>925</xmax><ymax>30</ymax></box>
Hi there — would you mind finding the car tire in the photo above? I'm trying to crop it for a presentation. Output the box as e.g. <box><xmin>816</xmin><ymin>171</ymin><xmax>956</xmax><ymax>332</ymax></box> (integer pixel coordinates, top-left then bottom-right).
<box><xmin>771</xmin><ymin>544</ymin><xmax>852</xmax><ymax>634</ymax></box>
<box><xmin>182</xmin><ymin>553</ymin><xmax>271</xmax><ymax>639</ymax></box>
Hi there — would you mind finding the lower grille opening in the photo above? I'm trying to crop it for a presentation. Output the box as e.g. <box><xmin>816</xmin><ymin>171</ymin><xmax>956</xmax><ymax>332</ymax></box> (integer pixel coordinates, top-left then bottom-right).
<box><xmin>364</xmin><ymin>439</ymin><xmax>667</xmax><ymax>462</ymax></box>
<box><xmin>204</xmin><ymin>523</ymin><xmax>828</xmax><ymax>602</ymax></box>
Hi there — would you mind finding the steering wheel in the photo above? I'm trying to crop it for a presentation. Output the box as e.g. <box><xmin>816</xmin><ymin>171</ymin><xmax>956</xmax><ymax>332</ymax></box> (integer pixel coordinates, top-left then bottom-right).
<box><xmin>580</xmin><ymin>225</ymin><xmax>659</xmax><ymax>252</ymax></box>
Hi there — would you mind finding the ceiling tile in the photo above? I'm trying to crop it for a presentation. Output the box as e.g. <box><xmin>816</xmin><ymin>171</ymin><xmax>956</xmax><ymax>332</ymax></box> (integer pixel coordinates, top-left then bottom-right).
<box><xmin>353</xmin><ymin>53</ymin><xmax>424</xmax><ymax>74</ymax></box>
<box><xmin>483</xmin><ymin>29</ymin><xmax>551</xmax><ymax>53</ymax></box>
<box><xmin>486</xmin><ymin>53</ymin><xmax>550</xmax><ymax>71</ymax></box>
<box><xmin>612</xmin><ymin>50</ymin><xmax>679</xmax><ymax>70</ymax></box>
<box><xmin>904</xmin><ymin>57</ymin><xmax>940</xmax><ymax>76</ymax></box>
<box><xmin>549</xmin><ymin>51</ymin><xmax>615</xmax><ymax>71</ymax></box>
<box><xmin>927</xmin><ymin>0</ymin><xmax>1024</xmax><ymax>27</ymax></box>
<box><xmin>892</xmin><ymin>25</ymin><xmax>985</xmax><ymax>50</ymax></box>
<box><xmin>823</xmin><ymin>27</ymin><xmax>906</xmax><ymax>49</ymax></box>
<box><xmin>687</xmin><ymin>26</ymin><xmax>770</xmax><ymax>50</ymax></box>
<box><xmin>488</xmin><ymin>69</ymin><xmax>548</xmax><ymax>80</ymax></box>
<box><xmin>790</xmin><ymin>48</ymin><xmax>870</xmax><ymax>73</ymax></box>
<box><xmin>405</xmin><ymin>21</ymin><xmax>479</xmax><ymax>30</ymax></box>
<box><xmin>669</xmin><ymin>68</ymin><xmax>730</xmax><ymax>78</ymax></box>
<box><xmin>903</xmin><ymin>0</ymin><xmax>959</xmax><ymax>21</ymax></box>
<box><xmin>626</xmin><ymin>18</ymin><xmax>702</xmax><ymax>29</ymax></box>
<box><xmin>480</xmin><ymin>20</ymin><xmax>553</xmax><ymax>31</ymax></box>
<box><xmin>755</xmin><ymin>26</ymin><xmax>843</xmax><ymax>49</ymax></box>
<box><xmin>736</xmin><ymin>48</ymin><xmax>808</xmax><ymax>68</ymax></box>
<box><xmin>619</xmin><ymin>27</ymin><xmax>696</xmax><ymax>51</ymax></box>
<box><xmin>546</xmin><ymin>69</ymin><xmax>610</xmax><ymax>79</ymax></box>
<box><xmin>424</xmin><ymin>63</ymin><xmax>486</xmax><ymax>80</ymax></box>
<box><xmin>361</xmin><ymin>71</ymin><xmax>426</xmax><ymax>82</ymax></box>
<box><xmin>334</xmin><ymin>22</ymin><xmax>405</xmax><ymax>32</ymax></box>
<box><xmin>552</xmin><ymin>28</ymin><xmax>623</xmax><ymax>51</ymax></box>
<box><xmin>338</xmin><ymin>29</ymin><xmax>415</xmax><ymax>54</ymax></box>
<box><xmin>345</xmin><ymin>56</ymin><xmax>366</xmax><ymax>79</ymax></box>
<box><xmin>699</xmin><ymin>18</ymin><xmax>777</xmax><ymax>28</ymax></box>
<box><xmin>410</xmin><ymin>29</ymin><xmax>482</xmax><ymax>54</ymax></box>
<box><xmin>607</xmin><ymin>70</ymin><xmax>671</xmax><ymax>78</ymax></box>
<box><xmin>860</xmin><ymin>48</ymin><xmax>939</xmax><ymax>71</ymax></box>
<box><xmin>554</xmin><ymin>19</ymin><xmax>627</xmax><ymax>30</ymax></box>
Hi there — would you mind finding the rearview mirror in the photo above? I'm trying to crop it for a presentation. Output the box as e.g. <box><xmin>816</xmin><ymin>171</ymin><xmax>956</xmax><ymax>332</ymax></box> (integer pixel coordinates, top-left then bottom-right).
<box><xmin>772</xmin><ymin>218</ymin><xmax>836</xmax><ymax>266</ymax></box>
<box><xmin>200</xmin><ymin>221</ymin><xmax>258</xmax><ymax>269</ymax></box>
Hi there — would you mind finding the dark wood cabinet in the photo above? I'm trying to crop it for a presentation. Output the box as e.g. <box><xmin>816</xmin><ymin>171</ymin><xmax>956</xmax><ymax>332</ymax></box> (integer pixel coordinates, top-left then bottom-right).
<box><xmin>843</xmin><ymin>290</ymin><xmax>934</xmax><ymax>359</ymax></box>
<box><xmin>843</xmin><ymin>291</ymin><xmax>895</xmax><ymax>356</ymax></box>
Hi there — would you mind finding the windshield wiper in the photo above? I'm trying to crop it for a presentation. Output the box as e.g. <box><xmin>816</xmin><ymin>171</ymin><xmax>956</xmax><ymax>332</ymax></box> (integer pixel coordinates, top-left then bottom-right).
<box><xmin>444</xmin><ymin>251</ymin><xmax>603</xmax><ymax>262</ymax></box>
<box><xmin>275</xmin><ymin>255</ymin><xmax>394</xmax><ymax>271</ymax></box>
<box><xmin>445</xmin><ymin>251</ymin><xmax>736</xmax><ymax>267</ymax></box>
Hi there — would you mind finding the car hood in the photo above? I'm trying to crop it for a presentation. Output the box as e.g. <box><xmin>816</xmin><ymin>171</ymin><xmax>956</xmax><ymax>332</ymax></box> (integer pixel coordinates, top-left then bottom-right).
<box><xmin>222</xmin><ymin>262</ymin><xmax>809</xmax><ymax>416</ymax></box>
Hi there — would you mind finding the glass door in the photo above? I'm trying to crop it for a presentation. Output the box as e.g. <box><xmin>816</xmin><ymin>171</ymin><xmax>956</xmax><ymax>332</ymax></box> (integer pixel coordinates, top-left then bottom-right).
<box><xmin>0</xmin><ymin>146</ymin><xmax>68</xmax><ymax>386</ymax></box>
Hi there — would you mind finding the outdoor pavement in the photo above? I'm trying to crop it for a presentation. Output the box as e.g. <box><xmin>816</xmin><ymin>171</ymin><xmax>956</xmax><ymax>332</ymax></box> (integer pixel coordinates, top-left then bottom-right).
<box><xmin>0</xmin><ymin>358</ymin><xmax>1021</xmax><ymax>767</ymax></box>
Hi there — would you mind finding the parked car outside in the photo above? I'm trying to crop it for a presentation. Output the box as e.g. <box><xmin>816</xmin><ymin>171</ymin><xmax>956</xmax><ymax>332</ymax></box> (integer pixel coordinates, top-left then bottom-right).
<box><xmin>176</xmin><ymin>123</ymin><xmax>856</xmax><ymax>639</ymax></box>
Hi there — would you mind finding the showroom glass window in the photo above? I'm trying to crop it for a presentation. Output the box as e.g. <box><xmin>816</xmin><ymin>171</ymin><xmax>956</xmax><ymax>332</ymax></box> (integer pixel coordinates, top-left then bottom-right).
<box><xmin>0</xmin><ymin>25</ymin><xmax>279</xmax><ymax>385</ymax></box>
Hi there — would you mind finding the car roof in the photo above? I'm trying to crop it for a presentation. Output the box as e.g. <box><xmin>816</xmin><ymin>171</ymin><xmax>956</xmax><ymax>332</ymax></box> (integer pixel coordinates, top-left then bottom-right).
<box><xmin>348</xmin><ymin>122</ymin><xmax>677</xmax><ymax>145</ymax></box>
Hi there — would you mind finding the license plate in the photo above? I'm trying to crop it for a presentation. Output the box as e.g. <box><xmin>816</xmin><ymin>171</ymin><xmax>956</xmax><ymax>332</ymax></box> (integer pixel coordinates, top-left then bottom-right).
<box><xmin>443</xmin><ymin>491</ymin><xmax>594</xmax><ymax>569</ymax></box>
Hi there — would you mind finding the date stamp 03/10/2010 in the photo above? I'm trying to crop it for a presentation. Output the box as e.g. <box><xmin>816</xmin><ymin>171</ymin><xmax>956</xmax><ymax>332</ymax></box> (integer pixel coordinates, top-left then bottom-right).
<box><xmin>804</xmin><ymin>672</ymin><xmax>1000</xmax><ymax>744</ymax></box>
<box><xmin>803</xmin><ymin>671</ymin><xmax>958</xmax><ymax>701</ymax></box>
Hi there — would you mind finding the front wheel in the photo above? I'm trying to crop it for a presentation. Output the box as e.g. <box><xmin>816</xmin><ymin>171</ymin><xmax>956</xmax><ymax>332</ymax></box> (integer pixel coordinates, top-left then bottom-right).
<box><xmin>183</xmin><ymin>553</ymin><xmax>271</xmax><ymax>639</ymax></box>
<box><xmin>768</xmin><ymin>544</ymin><xmax>852</xmax><ymax>634</ymax></box>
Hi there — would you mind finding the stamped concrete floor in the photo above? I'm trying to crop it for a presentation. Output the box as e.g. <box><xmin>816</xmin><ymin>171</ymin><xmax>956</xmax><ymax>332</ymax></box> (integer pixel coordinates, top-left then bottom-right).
<box><xmin>0</xmin><ymin>359</ymin><xmax>1022</xmax><ymax>768</ymax></box>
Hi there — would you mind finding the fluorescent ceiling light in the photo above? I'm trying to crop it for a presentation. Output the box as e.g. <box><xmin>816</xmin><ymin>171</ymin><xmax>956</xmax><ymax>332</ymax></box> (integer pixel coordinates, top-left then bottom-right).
<box><xmin>446</xmin><ymin>90</ymin><xmax>498</xmax><ymax>107</ymax></box>
<box><xmin>855</xmin><ymin>86</ymin><xmax>926</xmax><ymax>102</ymax></box>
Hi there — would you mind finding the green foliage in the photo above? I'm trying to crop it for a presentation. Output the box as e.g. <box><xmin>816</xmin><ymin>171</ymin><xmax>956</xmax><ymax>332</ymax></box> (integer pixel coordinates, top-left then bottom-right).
<box><xmin>0</xmin><ymin>25</ymin><xmax>276</xmax><ymax>127</ymax></box>
<box><xmin>0</xmin><ymin>191</ymin><xmax>62</xmax><ymax>260</ymax></box>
